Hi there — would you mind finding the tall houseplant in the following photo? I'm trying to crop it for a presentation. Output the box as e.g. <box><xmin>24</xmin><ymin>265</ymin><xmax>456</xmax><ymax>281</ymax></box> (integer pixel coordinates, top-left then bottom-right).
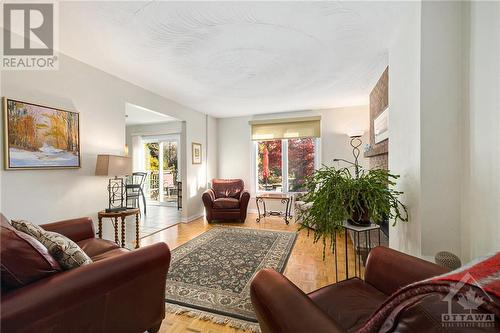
<box><xmin>299</xmin><ymin>166</ymin><xmax>408</xmax><ymax>249</ymax></box>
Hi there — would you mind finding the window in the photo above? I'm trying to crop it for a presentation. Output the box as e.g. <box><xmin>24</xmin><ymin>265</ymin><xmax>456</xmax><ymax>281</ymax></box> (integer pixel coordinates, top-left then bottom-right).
<box><xmin>256</xmin><ymin>137</ymin><xmax>319</xmax><ymax>193</ymax></box>
<box><xmin>287</xmin><ymin>138</ymin><xmax>317</xmax><ymax>192</ymax></box>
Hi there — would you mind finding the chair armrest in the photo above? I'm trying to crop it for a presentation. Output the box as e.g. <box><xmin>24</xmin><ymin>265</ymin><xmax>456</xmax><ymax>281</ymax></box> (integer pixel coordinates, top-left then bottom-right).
<box><xmin>41</xmin><ymin>217</ymin><xmax>95</xmax><ymax>242</ymax></box>
<box><xmin>202</xmin><ymin>189</ymin><xmax>215</xmax><ymax>208</ymax></box>
<box><xmin>239</xmin><ymin>190</ymin><xmax>250</xmax><ymax>206</ymax></box>
<box><xmin>250</xmin><ymin>269</ymin><xmax>346</xmax><ymax>333</ymax></box>
<box><xmin>364</xmin><ymin>246</ymin><xmax>449</xmax><ymax>295</ymax></box>
<box><xmin>1</xmin><ymin>243</ymin><xmax>171</xmax><ymax>333</ymax></box>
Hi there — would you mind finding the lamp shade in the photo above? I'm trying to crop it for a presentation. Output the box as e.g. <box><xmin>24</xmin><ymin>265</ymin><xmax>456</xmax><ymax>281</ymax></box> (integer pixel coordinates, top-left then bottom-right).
<box><xmin>347</xmin><ymin>129</ymin><xmax>364</xmax><ymax>138</ymax></box>
<box><xmin>95</xmin><ymin>154</ymin><xmax>131</xmax><ymax>176</ymax></box>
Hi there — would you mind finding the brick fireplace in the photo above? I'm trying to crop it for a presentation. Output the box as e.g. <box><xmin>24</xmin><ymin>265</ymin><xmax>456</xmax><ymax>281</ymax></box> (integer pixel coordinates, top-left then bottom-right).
<box><xmin>365</xmin><ymin>67</ymin><xmax>389</xmax><ymax>238</ymax></box>
<box><xmin>364</xmin><ymin>67</ymin><xmax>389</xmax><ymax>170</ymax></box>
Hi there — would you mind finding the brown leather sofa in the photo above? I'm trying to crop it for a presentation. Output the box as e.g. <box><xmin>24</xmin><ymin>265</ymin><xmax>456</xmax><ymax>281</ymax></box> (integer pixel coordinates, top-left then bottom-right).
<box><xmin>250</xmin><ymin>246</ymin><xmax>494</xmax><ymax>333</ymax></box>
<box><xmin>1</xmin><ymin>214</ymin><xmax>171</xmax><ymax>333</ymax></box>
<box><xmin>202</xmin><ymin>179</ymin><xmax>250</xmax><ymax>223</ymax></box>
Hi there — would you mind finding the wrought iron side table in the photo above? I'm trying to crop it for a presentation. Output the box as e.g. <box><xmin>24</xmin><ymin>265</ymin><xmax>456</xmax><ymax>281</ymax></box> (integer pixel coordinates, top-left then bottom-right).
<box><xmin>333</xmin><ymin>221</ymin><xmax>381</xmax><ymax>282</ymax></box>
<box><xmin>255</xmin><ymin>193</ymin><xmax>292</xmax><ymax>224</ymax></box>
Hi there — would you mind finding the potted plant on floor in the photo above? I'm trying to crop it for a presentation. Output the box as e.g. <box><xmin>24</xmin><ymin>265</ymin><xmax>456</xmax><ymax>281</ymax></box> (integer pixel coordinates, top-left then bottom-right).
<box><xmin>298</xmin><ymin>166</ymin><xmax>408</xmax><ymax>250</ymax></box>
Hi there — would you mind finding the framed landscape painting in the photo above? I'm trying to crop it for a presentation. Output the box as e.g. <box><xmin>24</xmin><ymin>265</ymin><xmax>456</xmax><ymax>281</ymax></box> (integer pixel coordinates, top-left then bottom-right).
<box><xmin>3</xmin><ymin>98</ymin><xmax>80</xmax><ymax>170</ymax></box>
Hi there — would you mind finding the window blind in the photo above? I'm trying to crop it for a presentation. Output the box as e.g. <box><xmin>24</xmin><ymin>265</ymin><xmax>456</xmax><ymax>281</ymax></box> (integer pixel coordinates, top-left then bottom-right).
<box><xmin>249</xmin><ymin>116</ymin><xmax>321</xmax><ymax>141</ymax></box>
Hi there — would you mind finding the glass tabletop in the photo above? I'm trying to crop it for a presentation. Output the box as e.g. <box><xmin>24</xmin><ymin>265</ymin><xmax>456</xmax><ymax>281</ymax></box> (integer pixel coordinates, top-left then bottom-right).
<box><xmin>342</xmin><ymin>221</ymin><xmax>380</xmax><ymax>232</ymax></box>
<box><xmin>255</xmin><ymin>193</ymin><xmax>292</xmax><ymax>199</ymax></box>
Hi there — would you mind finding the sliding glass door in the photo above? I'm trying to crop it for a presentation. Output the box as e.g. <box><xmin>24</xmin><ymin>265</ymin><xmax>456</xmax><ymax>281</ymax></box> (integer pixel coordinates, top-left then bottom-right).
<box><xmin>142</xmin><ymin>135</ymin><xmax>180</xmax><ymax>206</ymax></box>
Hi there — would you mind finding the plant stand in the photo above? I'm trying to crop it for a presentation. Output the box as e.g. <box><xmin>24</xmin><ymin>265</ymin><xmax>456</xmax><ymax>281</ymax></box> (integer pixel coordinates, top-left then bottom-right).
<box><xmin>333</xmin><ymin>221</ymin><xmax>381</xmax><ymax>282</ymax></box>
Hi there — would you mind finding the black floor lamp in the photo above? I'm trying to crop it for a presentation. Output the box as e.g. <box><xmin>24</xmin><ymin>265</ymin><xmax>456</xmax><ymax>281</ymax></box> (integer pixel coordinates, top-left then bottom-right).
<box><xmin>333</xmin><ymin>131</ymin><xmax>363</xmax><ymax>178</ymax></box>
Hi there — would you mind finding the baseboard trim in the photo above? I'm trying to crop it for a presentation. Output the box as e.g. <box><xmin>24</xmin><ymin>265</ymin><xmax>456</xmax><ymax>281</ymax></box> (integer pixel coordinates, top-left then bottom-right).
<box><xmin>181</xmin><ymin>213</ymin><xmax>204</xmax><ymax>223</ymax></box>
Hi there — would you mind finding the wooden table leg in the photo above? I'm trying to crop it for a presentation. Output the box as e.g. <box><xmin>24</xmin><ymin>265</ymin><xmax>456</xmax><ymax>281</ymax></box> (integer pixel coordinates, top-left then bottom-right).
<box><xmin>114</xmin><ymin>217</ymin><xmax>119</xmax><ymax>245</ymax></box>
<box><xmin>98</xmin><ymin>217</ymin><xmax>102</xmax><ymax>238</ymax></box>
<box><xmin>135</xmin><ymin>213</ymin><xmax>140</xmax><ymax>249</ymax></box>
<box><xmin>121</xmin><ymin>216</ymin><xmax>126</xmax><ymax>248</ymax></box>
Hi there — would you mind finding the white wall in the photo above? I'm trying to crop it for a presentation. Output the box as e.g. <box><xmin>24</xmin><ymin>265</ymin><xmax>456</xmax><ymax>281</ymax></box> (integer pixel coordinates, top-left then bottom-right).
<box><xmin>389</xmin><ymin>1</ymin><xmax>500</xmax><ymax>261</ymax></box>
<box><xmin>1</xmin><ymin>53</ymin><xmax>211</xmax><ymax>224</ymax></box>
<box><xmin>320</xmin><ymin>106</ymin><xmax>370</xmax><ymax>171</ymax></box>
<box><xmin>419</xmin><ymin>0</ymin><xmax>463</xmax><ymax>258</ymax></box>
<box><xmin>388</xmin><ymin>1</ymin><xmax>422</xmax><ymax>257</ymax></box>
<box><xmin>217</xmin><ymin>116</ymin><xmax>253</xmax><ymax>192</ymax></box>
<box><xmin>217</xmin><ymin>106</ymin><xmax>369</xmax><ymax>210</ymax></box>
<box><xmin>461</xmin><ymin>1</ymin><xmax>500</xmax><ymax>261</ymax></box>
<box><xmin>206</xmin><ymin>115</ymin><xmax>219</xmax><ymax>186</ymax></box>
<box><xmin>125</xmin><ymin>121</ymin><xmax>183</xmax><ymax>152</ymax></box>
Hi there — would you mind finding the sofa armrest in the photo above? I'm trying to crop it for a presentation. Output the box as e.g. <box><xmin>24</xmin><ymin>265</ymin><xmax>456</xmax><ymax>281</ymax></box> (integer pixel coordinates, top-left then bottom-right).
<box><xmin>1</xmin><ymin>242</ymin><xmax>171</xmax><ymax>333</ymax></box>
<box><xmin>364</xmin><ymin>246</ymin><xmax>449</xmax><ymax>295</ymax></box>
<box><xmin>41</xmin><ymin>217</ymin><xmax>95</xmax><ymax>242</ymax></box>
<box><xmin>250</xmin><ymin>269</ymin><xmax>346</xmax><ymax>333</ymax></box>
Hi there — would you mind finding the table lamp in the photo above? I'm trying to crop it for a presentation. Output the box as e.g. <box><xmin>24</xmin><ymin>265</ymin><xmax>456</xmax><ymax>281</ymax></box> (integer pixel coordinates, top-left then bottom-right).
<box><xmin>95</xmin><ymin>154</ymin><xmax>132</xmax><ymax>212</ymax></box>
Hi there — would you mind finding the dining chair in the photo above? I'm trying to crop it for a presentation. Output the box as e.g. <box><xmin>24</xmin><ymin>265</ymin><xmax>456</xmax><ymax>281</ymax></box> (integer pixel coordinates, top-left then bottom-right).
<box><xmin>126</xmin><ymin>172</ymin><xmax>147</xmax><ymax>215</ymax></box>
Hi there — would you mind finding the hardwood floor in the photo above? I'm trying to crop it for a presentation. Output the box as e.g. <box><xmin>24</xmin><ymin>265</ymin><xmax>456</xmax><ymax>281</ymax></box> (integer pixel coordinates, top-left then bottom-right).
<box><xmin>139</xmin><ymin>213</ymin><xmax>356</xmax><ymax>333</ymax></box>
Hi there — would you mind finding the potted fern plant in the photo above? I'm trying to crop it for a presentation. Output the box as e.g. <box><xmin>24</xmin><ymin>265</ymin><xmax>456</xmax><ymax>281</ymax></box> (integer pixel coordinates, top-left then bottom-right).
<box><xmin>298</xmin><ymin>165</ymin><xmax>408</xmax><ymax>247</ymax></box>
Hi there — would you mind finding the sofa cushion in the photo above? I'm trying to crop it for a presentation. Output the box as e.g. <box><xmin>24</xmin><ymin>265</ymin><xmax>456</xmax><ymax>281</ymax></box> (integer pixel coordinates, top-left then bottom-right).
<box><xmin>77</xmin><ymin>238</ymin><xmax>120</xmax><ymax>258</ymax></box>
<box><xmin>308</xmin><ymin>277</ymin><xmax>387</xmax><ymax>332</ymax></box>
<box><xmin>91</xmin><ymin>247</ymin><xmax>130</xmax><ymax>262</ymax></box>
<box><xmin>11</xmin><ymin>220</ymin><xmax>93</xmax><ymax>270</ymax></box>
<box><xmin>0</xmin><ymin>215</ymin><xmax>61</xmax><ymax>291</ymax></box>
<box><xmin>213</xmin><ymin>198</ymin><xmax>240</xmax><ymax>209</ymax></box>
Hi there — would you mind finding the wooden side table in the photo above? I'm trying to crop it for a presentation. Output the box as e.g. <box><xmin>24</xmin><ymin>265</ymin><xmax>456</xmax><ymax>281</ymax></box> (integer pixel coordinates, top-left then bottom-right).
<box><xmin>97</xmin><ymin>208</ymin><xmax>141</xmax><ymax>249</ymax></box>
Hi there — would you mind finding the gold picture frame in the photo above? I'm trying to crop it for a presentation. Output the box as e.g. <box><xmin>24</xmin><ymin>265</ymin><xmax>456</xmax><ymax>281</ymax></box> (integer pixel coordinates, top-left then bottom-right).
<box><xmin>192</xmin><ymin>142</ymin><xmax>202</xmax><ymax>164</ymax></box>
<box><xmin>3</xmin><ymin>97</ymin><xmax>81</xmax><ymax>170</ymax></box>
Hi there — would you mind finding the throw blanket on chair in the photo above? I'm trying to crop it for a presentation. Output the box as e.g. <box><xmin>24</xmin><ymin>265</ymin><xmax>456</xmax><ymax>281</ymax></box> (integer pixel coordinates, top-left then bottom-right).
<box><xmin>358</xmin><ymin>252</ymin><xmax>500</xmax><ymax>333</ymax></box>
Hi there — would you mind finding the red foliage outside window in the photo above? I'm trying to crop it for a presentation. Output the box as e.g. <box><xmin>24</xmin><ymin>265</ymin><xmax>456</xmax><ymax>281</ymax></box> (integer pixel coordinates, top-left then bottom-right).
<box><xmin>257</xmin><ymin>138</ymin><xmax>316</xmax><ymax>192</ymax></box>
<box><xmin>288</xmin><ymin>138</ymin><xmax>315</xmax><ymax>192</ymax></box>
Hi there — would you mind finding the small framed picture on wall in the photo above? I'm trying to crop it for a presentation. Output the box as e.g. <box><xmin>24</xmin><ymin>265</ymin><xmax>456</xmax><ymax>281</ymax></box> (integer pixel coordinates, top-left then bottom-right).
<box><xmin>192</xmin><ymin>142</ymin><xmax>202</xmax><ymax>164</ymax></box>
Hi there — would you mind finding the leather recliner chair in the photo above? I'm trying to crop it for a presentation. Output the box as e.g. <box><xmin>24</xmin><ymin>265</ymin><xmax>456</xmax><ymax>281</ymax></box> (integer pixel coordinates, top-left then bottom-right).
<box><xmin>1</xmin><ymin>214</ymin><xmax>171</xmax><ymax>333</ymax></box>
<box><xmin>202</xmin><ymin>179</ymin><xmax>250</xmax><ymax>223</ymax></box>
<box><xmin>250</xmin><ymin>246</ymin><xmax>497</xmax><ymax>333</ymax></box>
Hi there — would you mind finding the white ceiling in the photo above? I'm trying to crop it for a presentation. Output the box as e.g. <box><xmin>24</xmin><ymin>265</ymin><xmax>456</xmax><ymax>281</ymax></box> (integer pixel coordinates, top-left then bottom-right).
<box><xmin>60</xmin><ymin>1</ymin><xmax>406</xmax><ymax>118</ymax></box>
<box><xmin>125</xmin><ymin>103</ymin><xmax>178</xmax><ymax>125</ymax></box>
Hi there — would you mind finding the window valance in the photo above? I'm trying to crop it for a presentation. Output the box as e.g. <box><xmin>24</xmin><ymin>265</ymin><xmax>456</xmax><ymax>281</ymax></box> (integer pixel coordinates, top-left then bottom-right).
<box><xmin>249</xmin><ymin>116</ymin><xmax>321</xmax><ymax>141</ymax></box>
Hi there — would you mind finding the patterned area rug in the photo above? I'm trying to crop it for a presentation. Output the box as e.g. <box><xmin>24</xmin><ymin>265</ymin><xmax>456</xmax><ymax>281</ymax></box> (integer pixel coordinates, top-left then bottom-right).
<box><xmin>165</xmin><ymin>226</ymin><xmax>297</xmax><ymax>329</ymax></box>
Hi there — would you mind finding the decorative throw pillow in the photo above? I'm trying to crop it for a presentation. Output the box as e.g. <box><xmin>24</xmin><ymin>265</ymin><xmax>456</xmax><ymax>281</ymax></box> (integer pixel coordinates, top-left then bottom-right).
<box><xmin>11</xmin><ymin>220</ymin><xmax>93</xmax><ymax>270</ymax></box>
<box><xmin>1</xmin><ymin>215</ymin><xmax>61</xmax><ymax>291</ymax></box>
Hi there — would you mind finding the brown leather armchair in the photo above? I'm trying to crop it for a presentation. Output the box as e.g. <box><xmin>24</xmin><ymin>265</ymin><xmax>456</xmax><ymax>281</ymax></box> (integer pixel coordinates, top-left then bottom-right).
<box><xmin>250</xmin><ymin>246</ymin><xmax>468</xmax><ymax>333</ymax></box>
<box><xmin>1</xmin><ymin>215</ymin><xmax>171</xmax><ymax>333</ymax></box>
<box><xmin>202</xmin><ymin>179</ymin><xmax>250</xmax><ymax>223</ymax></box>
